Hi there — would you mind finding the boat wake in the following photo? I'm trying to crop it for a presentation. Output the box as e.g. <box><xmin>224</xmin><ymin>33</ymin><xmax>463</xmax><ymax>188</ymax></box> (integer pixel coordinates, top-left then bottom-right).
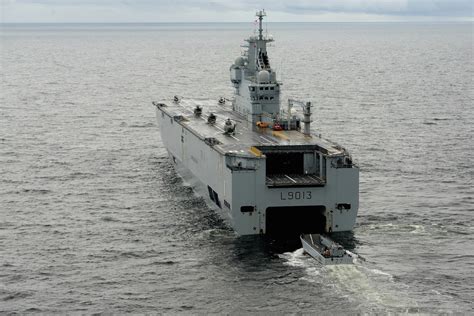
<box><xmin>279</xmin><ymin>248</ymin><xmax>419</xmax><ymax>313</ymax></box>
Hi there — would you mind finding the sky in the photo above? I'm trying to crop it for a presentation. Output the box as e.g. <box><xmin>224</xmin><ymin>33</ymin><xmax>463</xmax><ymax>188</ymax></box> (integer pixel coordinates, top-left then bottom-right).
<box><xmin>1</xmin><ymin>0</ymin><xmax>473</xmax><ymax>23</ymax></box>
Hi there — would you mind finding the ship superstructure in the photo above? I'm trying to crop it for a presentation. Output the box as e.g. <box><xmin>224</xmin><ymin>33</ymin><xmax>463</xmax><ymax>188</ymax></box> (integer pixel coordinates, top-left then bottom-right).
<box><xmin>154</xmin><ymin>10</ymin><xmax>359</xmax><ymax>236</ymax></box>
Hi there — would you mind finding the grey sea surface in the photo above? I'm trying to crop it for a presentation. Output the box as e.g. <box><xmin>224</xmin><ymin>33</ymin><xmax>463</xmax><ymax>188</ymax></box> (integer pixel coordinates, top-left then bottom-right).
<box><xmin>1</xmin><ymin>22</ymin><xmax>473</xmax><ymax>313</ymax></box>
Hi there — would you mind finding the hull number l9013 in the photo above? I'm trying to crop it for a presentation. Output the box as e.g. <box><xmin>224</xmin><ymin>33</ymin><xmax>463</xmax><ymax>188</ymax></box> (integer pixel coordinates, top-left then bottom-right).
<box><xmin>280</xmin><ymin>191</ymin><xmax>312</xmax><ymax>200</ymax></box>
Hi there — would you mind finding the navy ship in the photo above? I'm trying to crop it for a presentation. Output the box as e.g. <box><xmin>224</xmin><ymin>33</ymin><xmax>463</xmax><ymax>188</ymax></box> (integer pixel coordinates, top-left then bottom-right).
<box><xmin>154</xmin><ymin>10</ymin><xmax>359</xmax><ymax>236</ymax></box>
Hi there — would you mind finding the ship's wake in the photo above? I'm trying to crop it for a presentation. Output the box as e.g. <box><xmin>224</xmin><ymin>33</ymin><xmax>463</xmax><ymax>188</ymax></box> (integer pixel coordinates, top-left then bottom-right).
<box><xmin>279</xmin><ymin>249</ymin><xmax>419</xmax><ymax>313</ymax></box>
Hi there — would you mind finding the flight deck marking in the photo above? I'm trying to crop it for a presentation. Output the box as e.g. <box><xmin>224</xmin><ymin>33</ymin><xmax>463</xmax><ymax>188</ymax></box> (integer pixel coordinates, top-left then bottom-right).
<box><xmin>259</xmin><ymin>135</ymin><xmax>277</xmax><ymax>144</ymax></box>
<box><xmin>284</xmin><ymin>175</ymin><xmax>297</xmax><ymax>183</ymax></box>
<box><xmin>272</xmin><ymin>130</ymin><xmax>289</xmax><ymax>140</ymax></box>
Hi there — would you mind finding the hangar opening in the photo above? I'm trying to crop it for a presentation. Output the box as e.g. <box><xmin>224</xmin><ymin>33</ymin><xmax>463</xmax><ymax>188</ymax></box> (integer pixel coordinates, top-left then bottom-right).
<box><xmin>265</xmin><ymin>205</ymin><xmax>326</xmax><ymax>237</ymax></box>
<box><xmin>256</xmin><ymin>146</ymin><xmax>327</xmax><ymax>187</ymax></box>
<box><xmin>266</xmin><ymin>152</ymin><xmax>304</xmax><ymax>175</ymax></box>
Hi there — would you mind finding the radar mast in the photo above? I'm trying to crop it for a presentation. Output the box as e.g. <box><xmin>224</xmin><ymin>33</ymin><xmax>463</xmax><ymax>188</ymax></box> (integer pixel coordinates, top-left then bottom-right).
<box><xmin>229</xmin><ymin>9</ymin><xmax>279</xmax><ymax>123</ymax></box>
<box><xmin>257</xmin><ymin>9</ymin><xmax>266</xmax><ymax>40</ymax></box>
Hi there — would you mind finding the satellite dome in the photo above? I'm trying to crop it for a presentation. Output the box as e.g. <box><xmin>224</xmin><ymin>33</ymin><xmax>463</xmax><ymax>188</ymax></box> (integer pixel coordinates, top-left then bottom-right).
<box><xmin>234</xmin><ymin>56</ymin><xmax>245</xmax><ymax>67</ymax></box>
<box><xmin>257</xmin><ymin>70</ymin><xmax>270</xmax><ymax>83</ymax></box>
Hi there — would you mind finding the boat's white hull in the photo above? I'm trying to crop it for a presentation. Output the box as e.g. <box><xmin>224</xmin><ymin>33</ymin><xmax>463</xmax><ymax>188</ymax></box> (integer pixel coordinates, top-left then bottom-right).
<box><xmin>300</xmin><ymin>235</ymin><xmax>354</xmax><ymax>265</ymax></box>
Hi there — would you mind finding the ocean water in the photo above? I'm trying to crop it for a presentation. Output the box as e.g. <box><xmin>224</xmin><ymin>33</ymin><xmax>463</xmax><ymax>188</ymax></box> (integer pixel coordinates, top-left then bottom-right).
<box><xmin>1</xmin><ymin>22</ymin><xmax>473</xmax><ymax>313</ymax></box>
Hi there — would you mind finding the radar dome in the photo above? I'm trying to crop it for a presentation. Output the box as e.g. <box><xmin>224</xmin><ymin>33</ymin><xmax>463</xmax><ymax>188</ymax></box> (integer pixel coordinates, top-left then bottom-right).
<box><xmin>234</xmin><ymin>56</ymin><xmax>245</xmax><ymax>67</ymax></box>
<box><xmin>257</xmin><ymin>70</ymin><xmax>270</xmax><ymax>83</ymax></box>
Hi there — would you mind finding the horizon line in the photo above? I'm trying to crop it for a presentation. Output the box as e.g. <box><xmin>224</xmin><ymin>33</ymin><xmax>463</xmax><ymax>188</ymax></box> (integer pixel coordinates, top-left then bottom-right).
<box><xmin>2</xmin><ymin>20</ymin><xmax>472</xmax><ymax>24</ymax></box>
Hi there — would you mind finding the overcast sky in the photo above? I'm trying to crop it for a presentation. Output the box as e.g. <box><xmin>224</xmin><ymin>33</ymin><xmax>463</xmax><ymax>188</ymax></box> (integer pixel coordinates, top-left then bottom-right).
<box><xmin>1</xmin><ymin>0</ymin><xmax>473</xmax><ymax>23</ymax></box>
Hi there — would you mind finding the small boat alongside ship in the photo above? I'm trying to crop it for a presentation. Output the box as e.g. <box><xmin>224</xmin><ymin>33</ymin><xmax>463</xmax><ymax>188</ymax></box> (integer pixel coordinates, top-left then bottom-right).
<box><xmin>300</xmin><ymin>234</ymin><xmax>354</xmax><ymax>265</ymax></box>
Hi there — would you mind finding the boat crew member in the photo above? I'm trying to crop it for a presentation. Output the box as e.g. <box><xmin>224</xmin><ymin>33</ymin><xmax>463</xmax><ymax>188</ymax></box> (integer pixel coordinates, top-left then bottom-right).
<box><xmin>323</xmin><ymin>247</ymin><xmax>331</xmax><ymax>257</ymax></box>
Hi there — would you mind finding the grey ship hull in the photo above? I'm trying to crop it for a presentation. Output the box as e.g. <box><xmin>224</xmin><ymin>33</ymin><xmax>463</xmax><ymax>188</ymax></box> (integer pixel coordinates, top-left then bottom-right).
<box><xmin>155</xmin><ymin>99</ymin><xmax>358</xmax><ymax>236</ymax></box>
